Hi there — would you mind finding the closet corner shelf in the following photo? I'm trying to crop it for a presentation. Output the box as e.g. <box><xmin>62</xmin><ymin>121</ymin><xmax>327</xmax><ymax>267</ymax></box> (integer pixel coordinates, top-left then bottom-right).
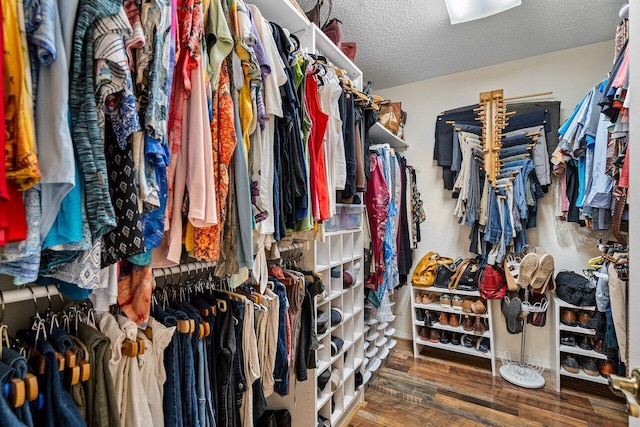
<box><xmin>354</xmin><ymin>357</ymin><xmax>364</xmax><ymax>369</ymax></box>
<box><xmin>344</xmin><ymin>367</ymin><xmax>354</xmax><ymax>381</ymax></box>
<box><xmin>414</xmin><ymin>301</ymin><xmax>489</xmax><ymax>318</ymax></box>
<box><xmin>370</xmin><ymin>122</ymin><xmax>409</xmax><ymax>149</ymax></box>
<box><xmin>559</xmin><ymin>367</ymin><xmax>609</xmax><ymax>385</ymax></box>
<box><xmin>330</xmin><ymin>289</ymin><xmax>348</xmax><ymax>300</ymax></box>
<box><xmin>559</xmin><ymin>345</ymin><xmax>608</xmax><ymax>360</ymax></box>
<box><xmin>343</xmin><ymin>312</ymin><xmax>355</xmax><ymax>322</ymax></box>
<box><xmin>312</xmin><ymin>25</ymin><xmax>362</xmax><ymax>80</ymax></box>
<box><xmin>248</xmin><ymin>0</ymin><xmax>309</xmax><ymax>33</ymax></box>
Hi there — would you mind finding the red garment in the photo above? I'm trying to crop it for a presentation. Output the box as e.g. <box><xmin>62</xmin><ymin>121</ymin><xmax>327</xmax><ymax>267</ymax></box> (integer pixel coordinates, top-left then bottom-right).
<box><xmin>365</xmin><ymin>154</ymin><xmax>390</xmax><ymax>289</ymax></box>
<box><xmin>0</xmin><ymin>6</ymin><xmax>8</xmax><ymax>201</ymax></box>
<box><xmin>117</xmin><ymin>261</ymin><xmax>155</xmax><ymax>327</ymax></box>
<box><xmin>0</xmin><ymin>182</ymin><xmax>27</xmax><ymax>245</ymax></box>
<box><xmin>619</xmin><ymin>144</ymin><xmax>629</xmax><ymax>188</ymax></box>
<box><xmin>305</xmin><ymin>75</ymin><xmax>330</xmax><ymax>221</ymax></box>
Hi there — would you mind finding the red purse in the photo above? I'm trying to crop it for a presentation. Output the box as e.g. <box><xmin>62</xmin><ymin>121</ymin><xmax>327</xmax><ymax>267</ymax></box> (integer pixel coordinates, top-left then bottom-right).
<box><xmin>479</xmin><ymin>264</ymin><xmax>507</xmax><ymax>300</ymax></box>
<box><xmin>341</xmin><ymin>42</ymin><xmax>356</xmax><ymax>62</ymax></box>
<box><xmin>322</xmin><ymin>18</ymin><xmax>342</xmax><ymax>48</ymax></box>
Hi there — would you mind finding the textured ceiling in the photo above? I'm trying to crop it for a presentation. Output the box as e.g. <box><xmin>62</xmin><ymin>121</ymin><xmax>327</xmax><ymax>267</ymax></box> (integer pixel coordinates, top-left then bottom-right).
<box><xmin>297</xmin><ymin>0</ymin><xmax>626</xmax><ymax>89</ymax></box>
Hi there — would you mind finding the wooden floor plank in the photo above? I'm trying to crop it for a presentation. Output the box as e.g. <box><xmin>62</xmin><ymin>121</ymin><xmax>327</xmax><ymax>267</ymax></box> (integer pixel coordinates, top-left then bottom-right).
<box><xmin>350</xmin><ymin>339</ymin><xmax>628</xmax><ymax>427</ymax></box>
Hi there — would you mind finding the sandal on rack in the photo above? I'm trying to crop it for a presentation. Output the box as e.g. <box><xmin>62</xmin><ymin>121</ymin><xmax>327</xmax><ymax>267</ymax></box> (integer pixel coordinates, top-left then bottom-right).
<box><xmin>501</xmin><ymin>296</ymin><xmax>523</xmax><ymax>334</ymax></box>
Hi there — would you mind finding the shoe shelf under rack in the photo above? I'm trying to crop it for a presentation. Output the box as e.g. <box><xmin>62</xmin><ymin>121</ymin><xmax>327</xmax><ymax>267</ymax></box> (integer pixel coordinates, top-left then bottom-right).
<box><xmin>413</xmin><ymin>320</ymin><xmax>491</xmax><ymax>338</ymax></box>
<box><xmin>551</xmin><ymin>293</ymin><xmax>610</xmax><ymax>391</ymax></box>
<box><xmin>414</xmin><ymin>301</ymin><xmax>489</xmax><ymax>318</ymax></box>
<box><xmin>410</xmin><ymin>285</ymin><xmax>497</xmax><ymax>376</ymax></box>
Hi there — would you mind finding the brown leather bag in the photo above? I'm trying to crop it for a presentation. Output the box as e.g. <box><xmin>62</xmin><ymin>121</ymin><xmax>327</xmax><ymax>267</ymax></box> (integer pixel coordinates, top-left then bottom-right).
<box><xmin>306</xmin><ymin>0</ymin><xmax>332</xmax><ymax>27</ymax></box>
<box><xmin>378</xmin><ymin>101</ymin><xmax>402</xmax><ymax>135</ymax></box>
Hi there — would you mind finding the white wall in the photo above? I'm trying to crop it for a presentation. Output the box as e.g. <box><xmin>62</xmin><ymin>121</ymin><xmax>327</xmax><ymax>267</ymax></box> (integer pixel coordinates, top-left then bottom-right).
<box><xmin>377</xmin><ymin>41</ymin><xmax>613</xmax><ymax>366</ymax></box>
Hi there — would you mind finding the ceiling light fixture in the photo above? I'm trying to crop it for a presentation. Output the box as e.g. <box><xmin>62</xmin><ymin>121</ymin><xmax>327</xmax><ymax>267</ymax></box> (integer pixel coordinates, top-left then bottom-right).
<box><xmin>444</xmin><ymin>0</ymin><xmax>522</xmax><ymax>24</ymax></box>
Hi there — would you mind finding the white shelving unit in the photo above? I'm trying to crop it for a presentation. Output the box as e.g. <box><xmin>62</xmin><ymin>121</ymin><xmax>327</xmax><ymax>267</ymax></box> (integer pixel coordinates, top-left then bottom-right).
<box><xmin>410</xmin><ymin>285</ymin><xmax>497</xmax><ymax>375</ymax></box>
<box><xmin>369</xmin><ymin>122</ymin><xmax>409</xmax><ymax>149</ymax></box>
<box><xmin>234</xmin><ymin>4</ymin><xmax>365</xmax><ymax>425</ymax></box>
<box><xmin>551</xmin><ymin>293</ymin><xmax>609</xmax><ymax>390</ymax></box>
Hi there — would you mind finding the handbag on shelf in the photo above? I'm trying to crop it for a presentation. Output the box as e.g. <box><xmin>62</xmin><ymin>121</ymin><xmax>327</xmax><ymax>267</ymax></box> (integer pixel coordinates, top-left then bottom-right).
<box><xmin>412</xmin><ymin>252</ymin><xmax>455</xmax><ymax>288</ymax></box>
<box><xmin>478</xmin><ymin>264</ymin><xmax>507</xmax><ymax>300</ymax></box>
<box><xmin>306</xmin><ymin>0</ymin><xmax>332</xmax><ymax>27</ymax></box>
<box><xmin>322</xmin><ymin>18</ymin><xmax>342</xmax><ymax>48</ymax></box>
<box><xmin>341</xmin><ymin>41</ymin><xmax>356</xmax><ymax>62</ymax></box>
<box><xmin>378</xmin><ymin>100</ymin><xmax>402</xmax><ymax>135</ymax></box>
<box><xmin>449</xmin><ymin>258</ymin><xmax>481</xmax><ymax>291</ymax></box>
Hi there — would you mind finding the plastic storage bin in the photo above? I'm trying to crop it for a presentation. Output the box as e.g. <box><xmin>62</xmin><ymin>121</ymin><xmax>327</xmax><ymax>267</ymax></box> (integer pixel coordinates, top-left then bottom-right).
<box><xmin>324</xmin><ymin>205</ymin><xmax>343</xmax><ymax>231</ymax></box>
<box><xmin>340</xmin><ymin>205</ymin><xmax>364</xmax><ymax>230</ymax></box>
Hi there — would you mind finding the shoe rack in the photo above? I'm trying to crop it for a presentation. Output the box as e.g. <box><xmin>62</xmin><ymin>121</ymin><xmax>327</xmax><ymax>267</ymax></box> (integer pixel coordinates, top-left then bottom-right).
<box><xmin>551</xmin><ymin>293</ymin><xmax>609</xmax><ymax>391</ymax></box>
<box><xmin>410</xmin><ymin>285</ymin><xmax>497</xmax><ymax>376</ymax></box>
<box><xmin>249</xmin><ymin>1</ymin><xmax>366</xmax><ymax>426</ymax></box>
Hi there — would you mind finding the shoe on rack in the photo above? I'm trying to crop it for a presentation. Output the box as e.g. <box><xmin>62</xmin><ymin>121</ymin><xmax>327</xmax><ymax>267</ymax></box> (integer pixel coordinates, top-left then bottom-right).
<box><xmin>598</xmin><ymin>359</ymin><xmax>616</xmax><ymax>378</ymax></box>
<box><xmin>562</xmin><ymin>355</ymin><xmax>580</xmax><ymax>374</ymax></box>
<box><xmin>577</xmin><ymin>311</ymin><xmax>592</xmax><ymax>328</ymax></box>
<box><xmin>449</xmin><ymin>313</ymin><xmax>461</xmax><ymax>328</ymax></box>
<box><xmin>440</xmin><ymin>331</ymin><xmax>451</xmax><ymax>344</ymax></box>
<box><xmin>415</xmin><ymin>294</ymin><xmax>423</xmax><ymax>305</ymax></box>
<box><xmin>530</xmin><ymin>254</ymin><xmax>555</xmax><ymax>290</ymax></box>
<box><xmin>429</xmin><ymin>329</ymin><xmax>440</xmax><ymax>343</ymax></box>
<box><xmin>422</xmin><ymin>293</ymin><xmax>437</xmax><ymax>305</ymax></box>
<box><xmin>560</xmin><ymin>334</ymin><xmax>576</xmax><ymax>347</ymax></box>
<box><xmin>419</xmin><ymin>327</ymin><xmax>429</xmax><ymax>341</ymax></box>
<box><xmin>452</xmin><ymin>295</ymin><xmax>464</xmax><ymax>310</ymax></box>
<box><xmin>331</xmin><ymin>308</ymin><xmax>343</xmax><ymax>326</ymax></box>
<box><xmin>473</xmin><ymin>316</ymin><xmax>487</xmax><ymax>335</ymax></box>
<box><xmin>451</xmin><ymin>333</ymin><xmax>460</xmax><ymax>346</ymax></box>
<box><xmin>416</xmin><ymin>309</ymin><xmax>425</xmax><ymax>322</ymax></box>
<box><xmin>462</xmin><ymin>315</ymin><xmax>474</xmax><ymax>331</ymax></box>
<box><xmin>471</xmin><ymin>300</ymin><xmax>486</xmax><ymax>314</ymax></box>
<box><xmin>560</xmin><ymin>309</ymin><xmax>578</xmax><ymax>327</ymax></box>
<box><xmin>477</xmin><ymin>337</ymin><xmax>490</xmax><ymax>353</ymax></box>
<box><xmin>461</xmin><ymin>334</ymin><xmax>475</xmax><ymax>348</ymax></box>
<box><xmin>438</xmin><ymin>312</ymin><xmax>450</xmax><ymax>326</ymax></box>
<box><xmin>440</xmin><ymin>294</ymin><xmax>452</xmax><ymax>307</ymax></box>
<box><xmin>594</xmin><ymin>339</ymin><xmax>605</xmax><ymax>354</ymax></box>
<box><xmin>578</xmin><ymin>336</ymin><xmax>594</xmax><ymax>351</ymax></box>
<box><xmin>580</xmin><ymin>357</ymin><xmax>599</xmax><ymax>377</ymax></box>
<box><xmin>462</xmin><ymin>299</ymin><xmax>473</xmax><ymax>313</ymax></box>
<box><xmin>517</xmin><ymin>253</ymin><xmax>540</xmax><ymax>288</ymax></box>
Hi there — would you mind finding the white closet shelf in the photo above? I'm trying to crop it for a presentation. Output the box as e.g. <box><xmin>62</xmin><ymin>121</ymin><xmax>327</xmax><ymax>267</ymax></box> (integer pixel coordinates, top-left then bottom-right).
<box><xmin>312</xmin><ymin>25</ymin><xmax>362</xmax><ymax>80</ymax></box>
<box><xmin>248</xmin><ymin>0</ymin><xmax>309</xmax><ymax>33</ymax></box>
<box><xmin>326</xmin><ymin>228</ymin><xmax>363</xmax><ymax>237</ymax></box>
<box><xmin>554</xmin><ymin>298</ymin><xmax>596</xmax><ymax>311</ymax></box>
<box><xmin>559</xmin><ymin>367</ymin><xmax>609</xmax><ymax>385</ymax></box>
<box><xmin>559</xmin><ymin>323</ymin><xmax>596</xmax><ymax>336</ymax></box>
<box><xmin>414</xmin><ymin>301</ymin><xmax>489</xmax><ymax>318</ymax></box>
<box><xmin>415</xmin><ymin>337</ymin><xmax>492</xmax><ymax>359</ymax></box>
<box><xmin>413</xmin><ymin>286</ymin><xmax>481</xmax><ymax>297</ymax></box>
<box><xmin>413</xmin><ymin>320</ymin><xmax>490</xmax><ymax>338</ymax></box>
<box><xmin>559</xmin><ymin>345</ymin><xmax>608</xmax><ymax>360</ymax></box>
<box><xmin>316</xmin><ymin>360</ymin><xmax>331</xmax><ymax>378</ymax></box>
<box><xmin>369</xmin><ymin>122</ymin><xmax>408</xmax><ymax>149</ymax></box>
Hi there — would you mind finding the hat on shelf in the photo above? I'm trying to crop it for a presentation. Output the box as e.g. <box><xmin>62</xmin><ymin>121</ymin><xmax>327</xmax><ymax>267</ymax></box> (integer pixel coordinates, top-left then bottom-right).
<box><xmin>331</xmin><ymin>267</ymin><xmax>341</xmax><ymax>278</ymax></box>
<box><xmin>331</xmin><ymin>336</ymin><xmax>344</xmax><ymax>356</ymax></box>
<box><xmin>318</xmin><ymin>368</ymin><xmax>331</xmax><ymax>391</ymax></box>
<box><xmin>343</xmin><ymin>270</ymin><xmax>354</xmax><ymax>288</ymax></box>
<box><xmin>317</xmin><ymin>310</ymin><xmax>329</xmax><ymax>334</ymax></box>
<box><xmin>331</xmin><ymin>308</ymin><xmax>343</xmax><ymax>326</ymax></box>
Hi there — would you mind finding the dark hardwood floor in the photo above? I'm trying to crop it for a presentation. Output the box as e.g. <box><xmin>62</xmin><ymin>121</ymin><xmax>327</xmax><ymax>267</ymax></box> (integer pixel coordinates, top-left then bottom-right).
<box><xmin>350</xmin><ymin>340</ymin><xmax>628</xmax><ymax>427</ymax></box>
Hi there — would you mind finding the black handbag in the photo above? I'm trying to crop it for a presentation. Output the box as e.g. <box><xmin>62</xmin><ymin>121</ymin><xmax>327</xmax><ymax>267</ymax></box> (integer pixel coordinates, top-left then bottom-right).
<box><xmin>449</xmin><ymin>258</ymin><xmax>481</xmax><ymax>291</ymax></box>
<box><xmin>433</xmin><ymin>261</ymin><xmax>458</xmax><ymax>288</ymax></box>
<box><xmin>555</xmin><ymin>271</ymin><xmax>596</xmax><ymax>307</ymax></box>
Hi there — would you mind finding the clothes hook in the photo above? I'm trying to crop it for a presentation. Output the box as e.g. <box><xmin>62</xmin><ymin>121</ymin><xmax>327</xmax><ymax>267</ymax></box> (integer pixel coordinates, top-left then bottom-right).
<box><xmin>26</xmin><ymin>287</ymin><xmax>39</xmax><ymax>319</ymax></box>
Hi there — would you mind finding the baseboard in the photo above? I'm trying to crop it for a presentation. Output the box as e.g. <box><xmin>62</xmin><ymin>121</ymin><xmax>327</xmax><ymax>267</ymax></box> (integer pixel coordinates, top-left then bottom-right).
<box><xmin>392</xmin><ymin>331</ymin><xmax>413</xmax><ymax>341</ymax></box>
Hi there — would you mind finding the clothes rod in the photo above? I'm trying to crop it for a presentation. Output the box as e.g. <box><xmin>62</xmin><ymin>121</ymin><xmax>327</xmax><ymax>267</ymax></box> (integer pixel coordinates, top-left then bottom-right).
<box><xmin>277</xmin><ymin>242</ymin><xmax>305</xmax><ymax>253</ymax></box>
<box><xmin>0</xmin><ymin>285</ymin><xmax>60</xmax><ymax>305</ymax></box>
<box><xmin>152</xmin><ymin>261</ymin><xmax>217</xmax><ymax>279</ymax></box>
